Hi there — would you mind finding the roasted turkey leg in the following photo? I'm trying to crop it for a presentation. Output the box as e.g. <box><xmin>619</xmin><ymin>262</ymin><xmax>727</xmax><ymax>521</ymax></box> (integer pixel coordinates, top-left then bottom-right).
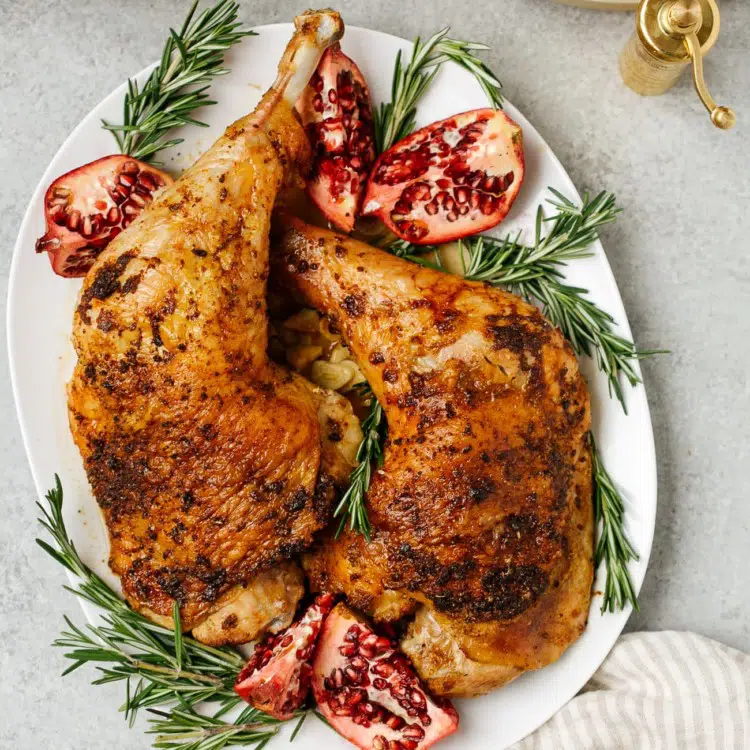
<box><xmin>272</xmin><ymin>216</ymin><xmax>594</xmax><ymax>696</ymax></box>
<box><xmin>68</xmin><ymin>11</ymin><xmax>360</xmax><ymax>645</ymax></box>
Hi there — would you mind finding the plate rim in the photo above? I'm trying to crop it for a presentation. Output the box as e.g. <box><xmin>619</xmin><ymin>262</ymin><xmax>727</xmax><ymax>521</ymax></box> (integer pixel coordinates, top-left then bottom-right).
<box><xmin>6</xmin><ymin>20</ymin><xmax>657</xmax><ymax>749</ymax></box>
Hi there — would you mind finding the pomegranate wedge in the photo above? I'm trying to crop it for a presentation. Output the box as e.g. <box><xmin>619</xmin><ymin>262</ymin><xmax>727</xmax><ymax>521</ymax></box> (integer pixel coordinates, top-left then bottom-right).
<box><xmin>234</xmin><ymin>594</ymin><xmax>334</xmax><ymax>720</ymax></box>
<box><xmin>297</xmin><ymin>44</ymin><xmax>376</xmax><ymax>232</ymax></box>
<box><xmin>35</xmin><ymin>155</ymin><xmax>172</xmax><ymax>278</ymax></box>
<box><xmin>312</xmin><ymin>604</ymin><xmax>459</xmax><ymax>750</ymax></box>
<box><xmin>363</xmin><ymin>108</ymin><xmax>524</xmax><ymax>244</ymax></box>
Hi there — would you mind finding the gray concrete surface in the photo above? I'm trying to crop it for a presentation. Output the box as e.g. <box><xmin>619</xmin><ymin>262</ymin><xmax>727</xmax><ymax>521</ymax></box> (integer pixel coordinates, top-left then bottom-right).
<box><xmin>1</xmin><ymin>0</ymin><xmax>748</xmax><ymax>748</ymax></box>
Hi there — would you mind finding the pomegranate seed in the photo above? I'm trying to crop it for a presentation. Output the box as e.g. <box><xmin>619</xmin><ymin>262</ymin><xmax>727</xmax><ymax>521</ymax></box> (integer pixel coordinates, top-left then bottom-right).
<box><xmin>469</xmin><ymin>191</ymin><xmax>481</xmax><ymax>209</ymax></box>
<box><xmin>121</xmin><ymin>161</ymin><xmax>139</xmax><ymax>174</ymax></box>
<box><xmin>328</xmin><ymin>89</ymin><xmax>338</xmax><ymax>103</ymax></box>
<box><xmin>389</xmin><ymin>741</ymin><xmax>404</xmax><ymax>750</ymax></box>
<box><xmin>425</xmin><ymin>200</ymin><xmax>439</xmax><ymax>216</ymax></box>
<box><xmin>106</xmin><ymin>207</ymin><xmax>121</xmax><ymax>224</ymax></box>
<box><xmin>372</xmin><ymin>661</ymin><xmax>394</xmax><ymax>677</ymax></box>
<box><xmin>386</xmin><ymin>716</ymin><xmax>405</xmax><ymax>730</ymax></box>
<box><xmin>94</xmin><ymin>199</ymin><xmax>107</xmax><ymax>211</ymax></box>
<box><xmin>115</xmin><ymin>184</ymin><xmax>130</xmax><ymax>201</ymax></box>
<box><xmin>138</xmin><ymin>173</ymin><xmax>158</xmax><ymax>191</ymax></box>
<box><xmin>483</xmin><ymin>175</ymin><xmax>499</xmax><ymax>193</ymax></box>
<box><xmin>90</xmin><ymin>214</ymin><xmax>103</xmax><ymax>235</ymax></box>
<box><xmin>119</xmin><ymin>174</ymin><xmax>135</xmax><ymax>188</ymax></box>
<box><xmin>373</xmin><ymin>737</ymin><xmax>387</xmax><ymax>750</ymax></box>
<box><xmin>436</xmin><ymin>178</ymin><xmax>451</xmax><ymax>189</ymax></box>
<box><xmin>130</xmin><ymin>192</ymin><xmax>147</xmax><ymax>207</ymax></box>
<box><xmin>454</xmin><ymin>187</ymin><xmax>470</xmax><ymax>204</ymax></box>
<box><xmin>459</xmin><ymin>204</ymin><xmax>470</xmax><ymax>215</ymax></box>
<box><xmin>122</xmin><ymin>201</ymin><xmax>139</xmax><ymax>216</ymax></box>
<box><xmin>52</xmin><ymin>187</ymin><xmax>71</xmax><ymax>199</ymax></box>
<box><xmin>313</xmin><ymin>94</ymin><xmax>324</xmax><ymax>113</ymax></box>
<box><xmin>49</xmin><ymin>204</ymin><xmax>65</xmax><ymax>224</ymax></box>
<box><xmin>350</xmin><ymin>656</ymin><xmax>367</xmax><ymax>670</ymax></box>
<box><xmin>410</xmin><ymin>690</ymin><xmax>426</xmax><ymax>708</ymax></box>
<box><xmin>420</xmin><ymin>714</ymin><xmax>432</xmax><ymax>726</ymax></box>
<box><xmin>403</xmin><ymin>725</ymin><xmax>426</xmax><ymax>740</ymax></box>
<box><xmin>447</xmin><ymin>212</ymin><xmax>458</xmax><ymax>222</ymax></box>
<box><xmin>505</xmin><ymin>170</ymin><xmax>515</xmax><ymax>187</ymax></box>
<box><xmin>347</xmin><ymin>690</ymin><xmax>364</xmax><ymax>706</ymax></box>
<box><xmin>66</xmin><ymin>210</ymin><xmax>81</xmax><ymax>231</ymax></box>
<box><xmin>481</xmin><ymin>196</ymin><xmax>497</xmax><ymax>216</ymax></box>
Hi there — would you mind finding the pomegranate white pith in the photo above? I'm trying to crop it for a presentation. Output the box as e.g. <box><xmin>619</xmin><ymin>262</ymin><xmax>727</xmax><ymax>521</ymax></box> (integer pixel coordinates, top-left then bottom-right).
<box><xmin>312</xmin><ymin>604</ymin><xmax>459</xmax><ymax>750</ymax></box>
<box><xmin>363</xmin><ymin>108</ymin><xmax>524</xmax><ymax>244</ymax></box>
<box><xmin>234</xmin><ymin>593</ymin><xmax>334</xmax><ymax>720</ymax></box>
<box><xmin>296</xmin><ymin>44</ymin><xmax>376</xmax><ymax>232</ymax></box>
<box><xmin>35</xmin><ymin>155</ymin><xmax>172</xmax><ymax>277</ymax></box>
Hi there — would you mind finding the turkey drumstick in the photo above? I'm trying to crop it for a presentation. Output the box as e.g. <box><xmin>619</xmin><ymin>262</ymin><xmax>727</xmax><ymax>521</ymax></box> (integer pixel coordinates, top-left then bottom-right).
<box><xmin>272</xmin><ymin>216</ymin><xmax>594</xmax><ymax>697</ymax></box>
<box><xmin>68</xmin><ymin>11</ymin><xmax>360</xmax><ymax>646</ymax></box>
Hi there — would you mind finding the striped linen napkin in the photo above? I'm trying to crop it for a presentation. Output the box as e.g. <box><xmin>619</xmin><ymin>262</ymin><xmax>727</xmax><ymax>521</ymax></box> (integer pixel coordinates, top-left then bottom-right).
<box><xmin>511</xmin><ymin>632</ymin><xmax>750</xmax><ymax>749</ymax></box>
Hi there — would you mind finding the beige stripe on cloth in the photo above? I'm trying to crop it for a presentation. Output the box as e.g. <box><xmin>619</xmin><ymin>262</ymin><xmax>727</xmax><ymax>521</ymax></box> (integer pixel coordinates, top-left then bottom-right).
<box><xmin>511</xmin><ymin>632</ymin><xmax>750</xmax><ymax>750</ymax></box>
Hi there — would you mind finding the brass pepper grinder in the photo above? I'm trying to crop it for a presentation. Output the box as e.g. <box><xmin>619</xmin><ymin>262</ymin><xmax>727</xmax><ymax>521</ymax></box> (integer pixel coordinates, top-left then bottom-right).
<box><xmin>620</xmin><ymin>0</ymin><xmax>736</xmax><ymax>129</ymax></box>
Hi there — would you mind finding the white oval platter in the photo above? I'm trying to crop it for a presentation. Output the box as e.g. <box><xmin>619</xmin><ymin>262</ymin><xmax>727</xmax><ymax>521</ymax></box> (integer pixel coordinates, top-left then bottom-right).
<box><xmin>7</xmin><ymin>21</ymin><xmax>656</xmax><ymax>750</ymax></box>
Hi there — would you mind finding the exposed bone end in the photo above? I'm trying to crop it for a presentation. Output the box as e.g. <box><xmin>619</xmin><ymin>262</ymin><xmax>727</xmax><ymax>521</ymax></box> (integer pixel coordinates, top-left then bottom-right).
<box><xmin>294</xmin><ymin>8</ymin><xmax>344</xmax><ymax>46</ymax></box>
<box><xmin>277</xmin><ymin>9</ymin><xmax>344</xmax><ymax>106</ymax></box>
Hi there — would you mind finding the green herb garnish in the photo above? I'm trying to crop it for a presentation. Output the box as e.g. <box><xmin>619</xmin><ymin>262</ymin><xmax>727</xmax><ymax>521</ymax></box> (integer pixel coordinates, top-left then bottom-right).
<box><xmin>102</xmin><ymin>0</ymin><xmax>255</xmax><ymax>162</ymax></box>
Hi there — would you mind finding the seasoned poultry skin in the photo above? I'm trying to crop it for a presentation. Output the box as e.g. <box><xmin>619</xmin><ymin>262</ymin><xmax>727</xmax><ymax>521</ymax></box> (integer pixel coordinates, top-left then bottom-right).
<box><xmin>273</xmin><ymin>217</ymin><xmax>594</xmax><ymax>696</ymax></box>
<box><xmin>67</xmin><ymin>11</ymin><xmax>359</xmax><ymax>641</ymax></box>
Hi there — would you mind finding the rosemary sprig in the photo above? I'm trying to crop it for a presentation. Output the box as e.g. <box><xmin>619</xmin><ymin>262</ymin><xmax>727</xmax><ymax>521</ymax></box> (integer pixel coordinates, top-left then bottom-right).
<box><xmin>148</xmin><ymin>704</ymin><xmax>282</xmax><ymax>750</ymax></box>
<box><xmin>391</xmin><ymin>189</ymin><xmax>664</xmax><ymax>412</ymax></box>
<box><xmin>102</xmin><ymin>0</ymin><xmax>255</xmax><ymax>162</ymax></box>
<box><xmin>334</xmin><ymin>386</ymin><xmax>386</xmax><ymax>539</ymax></box>
<box><xmin>374</xmin><ymin>28</ymin><xmax>503</xmax><ymax>153</ymax></box>
<box><xmin>591</xmin><ymin>436</ymin><xmax>639</xmax><ymax>613</ymax></box>
<box><xmin>36</xmin><ymin>477</ymin><xmax>295</xmax><ymax>748</ymax></box>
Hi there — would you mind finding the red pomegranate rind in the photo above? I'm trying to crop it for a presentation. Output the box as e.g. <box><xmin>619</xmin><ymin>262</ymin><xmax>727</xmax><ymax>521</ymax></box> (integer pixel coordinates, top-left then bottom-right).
<box><xmin>35</xmin><ymin>155</ymin><xmax>172</xmax><ymax>278</ymax></box>
<box><xmin>312</xmin><ymin>604</ymin><xmax>459</xmax><ymax>750</ymax></box>
<box><xmin>234</xmin><ymin>593</ymin><xmax>335</xmax><ymax>720</ymax></box>
<box><xmin>362</xmin><ymin>108</ymin><xmax>524</xmax><ymax>245</ymax></box>
<box><xmin>296</xmin><ymin>44</ymin><xmax>376</xmax><ymax>232</ymax></box>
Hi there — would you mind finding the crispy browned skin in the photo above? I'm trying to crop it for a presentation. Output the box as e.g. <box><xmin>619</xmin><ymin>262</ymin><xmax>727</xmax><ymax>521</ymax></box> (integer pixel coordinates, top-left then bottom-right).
<box><xmin>67</xmin><ymin>12</ymin><xmax>357</xmax><ymax>638</ymax></box>
<box><xmin>273</xmin><ymin>217</ymin><xmax>594</xmax><ymax>696</ymax></box>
